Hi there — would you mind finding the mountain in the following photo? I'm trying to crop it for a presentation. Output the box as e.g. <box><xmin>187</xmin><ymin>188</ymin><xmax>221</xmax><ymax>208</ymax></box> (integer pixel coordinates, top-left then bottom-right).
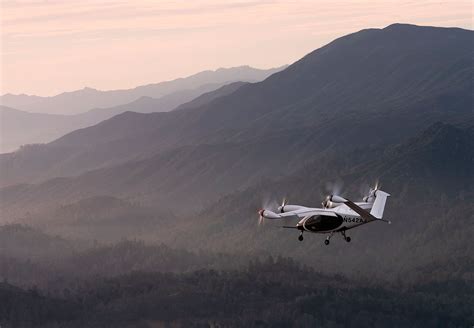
<box><xmin>35</xmin><ymin>195</ymin><xmax>175</xmax><ymax>242</ymax></box>
<box><xmin>1</xmin><ymin>106</ymin><xmax>76</xmax><ymax>153</ymax></box>
<box><xmin>0</xmin><ymin>24</ymin><xmax>471</xmax><ymax>207</ymax></box>
<box><xmin>2</xmin><ymin>123</ymin><xmax>471</xmax><ymax>279</ymax></box>
<box><xmin>1</xmin><ymin>24</ymin><xmax>473</xmax><ymax>321</ymax></box>
<box><xmin>0</xmin><ymin>82</ymin><xmax>248</xmax><ymax>153</ymax></box>
<box><xmin>0</xmin><ymin>224</ymin><xmax>75</xmax><ymax>261</ymax></box>
<box><xmin>0</xmin><ymin>93</ymin><xmax>43</xmax><ymax>108</ymax></box>
<box><xmin>0</xmin><ymin>66</ymin><xmax>285</xmax><ymax>115</ymax></box>
<box><xmin>167</xmin><ymin>122</ymin><xmax>473</xmax><ymax>280</ymax></box>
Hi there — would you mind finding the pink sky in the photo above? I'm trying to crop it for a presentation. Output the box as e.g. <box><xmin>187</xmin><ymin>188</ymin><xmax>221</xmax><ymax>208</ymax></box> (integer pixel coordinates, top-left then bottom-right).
<box><xmin>1</xmin><ymin>0</ymin><xmax>472</xmax><ymax>96</ymax></box>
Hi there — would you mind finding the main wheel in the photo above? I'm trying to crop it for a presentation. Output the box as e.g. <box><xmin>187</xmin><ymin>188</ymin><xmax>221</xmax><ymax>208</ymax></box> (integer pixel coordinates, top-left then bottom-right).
<box><xmin>324</xmin><ymin>239</ymin><xmax>330</xmax><ymax>245</ymax></box>
<box><xmin>345</xmin><ymin>237</ymin><xmax>351</xmax><ymax>243</ymax></box>
<box><xmin>298</xmin><ymin>234</ymin><xmax>304</xmax><ymax>241</ymax></box>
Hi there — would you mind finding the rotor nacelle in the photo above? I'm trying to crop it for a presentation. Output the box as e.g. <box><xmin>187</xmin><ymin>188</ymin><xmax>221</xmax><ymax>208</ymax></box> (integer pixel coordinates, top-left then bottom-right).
<box><xmin>258</xmin><ymin>209</ymin><xmax>280</xmax><ymax>220</ymax></box>
<box><xmin>329</xmin><ymin>195</ymin><xmax>347</xmax><ymax>203</ymax></box>
<box><xmin>322</xmin><ymin>195</ymin><xmax>347</xmax><ymax>208</ymax></box>
<box><xmin>363</xmin><ymin>188</ymin><xmax>378</xmax><ymax>203</ymax></box>
<box><xmin>278</xmin><ymin>204</ymin><xmax>306</xmax><ymax>213</ymax></box>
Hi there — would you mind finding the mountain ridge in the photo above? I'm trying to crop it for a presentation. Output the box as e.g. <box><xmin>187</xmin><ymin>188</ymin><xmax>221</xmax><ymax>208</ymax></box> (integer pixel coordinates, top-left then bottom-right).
<box><xmin>0</xmin><ymin>81</ymin><xmax>248</xmax><ymax>153</ymax></box>
<box><xmin>165</xmin><ymin>121</ymin><xmax>473</xmax><ymax>279</ymax></box>
<box><xmin>1</xmin><ymin>24</ymin><xmax>472</xmax><ymax>220</ymax></box>
<box><xmin>1</xmin><ymin>24</ymin><xmax>471</xmax><ymax>190</ymax></box>
<box><xmin>0</xmin><ymin>66</ymin><xmax>286</xmax><ymax>115</ymax></box>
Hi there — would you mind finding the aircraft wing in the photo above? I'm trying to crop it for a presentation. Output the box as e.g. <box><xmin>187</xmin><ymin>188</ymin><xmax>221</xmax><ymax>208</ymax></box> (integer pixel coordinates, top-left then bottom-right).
<box><xmin>343</xmin><ymin>200</ymin><xmax>378</xmax><ymax>222</ymax></box>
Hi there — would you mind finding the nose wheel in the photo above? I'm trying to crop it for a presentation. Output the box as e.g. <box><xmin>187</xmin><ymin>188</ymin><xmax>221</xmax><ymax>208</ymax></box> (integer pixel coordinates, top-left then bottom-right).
<box><xmin>298</xmin><ymin>232</ymin><xmax>304</xmax><ymax>241</ymax></box>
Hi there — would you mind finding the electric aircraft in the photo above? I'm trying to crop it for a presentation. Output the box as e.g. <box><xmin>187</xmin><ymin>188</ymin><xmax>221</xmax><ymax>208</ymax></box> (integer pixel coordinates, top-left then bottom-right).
<box><xmin>257</xmin><ymin>187</ymin><xmax>390</xmax><ymax>245</ymax></box>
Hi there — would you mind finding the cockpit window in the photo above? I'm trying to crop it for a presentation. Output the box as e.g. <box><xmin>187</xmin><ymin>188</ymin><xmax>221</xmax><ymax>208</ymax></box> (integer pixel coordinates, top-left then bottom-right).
<box><xmin>305</xmin><ymin>215</ymin><xmax>342</xmax><ymax>232</ymax></box>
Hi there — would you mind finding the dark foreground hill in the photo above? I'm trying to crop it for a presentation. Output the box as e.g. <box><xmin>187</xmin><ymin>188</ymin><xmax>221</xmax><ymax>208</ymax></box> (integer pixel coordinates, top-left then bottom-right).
<box><xmin>1</xmin><ymin>258</ymin><xmax>472</xmax><ymax>328</ymax></box>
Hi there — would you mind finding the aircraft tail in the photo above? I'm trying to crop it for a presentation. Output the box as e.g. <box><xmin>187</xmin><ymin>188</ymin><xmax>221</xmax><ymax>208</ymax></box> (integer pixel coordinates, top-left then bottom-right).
<box><xmin>370</xmin><ymin>190</ymin><xmax>390</xmax><ymax>219</ymax></box>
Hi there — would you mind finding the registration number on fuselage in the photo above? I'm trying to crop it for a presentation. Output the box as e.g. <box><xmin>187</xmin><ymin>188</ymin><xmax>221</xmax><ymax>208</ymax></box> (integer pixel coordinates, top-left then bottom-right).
<box><xmin>343</xmin><ymin>217</ymin><xmax>365</xmax><ymax>224</ymax></box>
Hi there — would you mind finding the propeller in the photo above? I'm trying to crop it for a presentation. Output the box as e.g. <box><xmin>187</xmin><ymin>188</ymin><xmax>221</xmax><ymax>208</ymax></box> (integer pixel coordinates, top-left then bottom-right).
<box><xmin>321</xmin><ymin>180</ymin><xmax>344</xmax><ymax>208</ymax></box>
<box><xmin>258</xmin><ymin>209</ymin><xmax>265</xmax><ymax>226</ymax></box>
<box><xmin>322</xmin><ymin>195</ymin><xmax>332</xmax><ymax>208</ymax></box>
<box><xmin>325</xmin><ymin>180</ymin><xmax>344</xmax><ymax>197</ymax></box>
<box><xmin>363</xmin><ymin>180</ymin><xmax>381</xmax><ymax>202</ymax></box>
<box><xmin>278</xmin><ymin>197</ymin><xmax>288</xmax><ymax>213</ymax></box>
<box><xmin>257</xmin><ymin>197</ymin><xmax>279</xmax><ymax>226</ymax></box>
<box><xmin>374</xmin><ymin>179</ymin><xmax>381</xmax><ymax>191</ymax></box>
<box><xmin>258</xmin><ymin>195</ymin><xmax>288</xmax><ymax>225</ymax></box>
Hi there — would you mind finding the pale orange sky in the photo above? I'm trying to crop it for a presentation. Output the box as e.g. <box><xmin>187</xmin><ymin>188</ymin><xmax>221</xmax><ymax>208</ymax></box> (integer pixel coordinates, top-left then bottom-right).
<box><xmin>1</xmin><ymin>0</ymin><xmax>472</xmax><ymax>96</ymax></box>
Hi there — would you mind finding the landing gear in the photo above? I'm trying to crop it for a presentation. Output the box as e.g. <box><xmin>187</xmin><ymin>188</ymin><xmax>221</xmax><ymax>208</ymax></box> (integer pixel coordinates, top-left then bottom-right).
<box><xmin>341</xmin><ymin>230</ymin><xmax>351</xmax><ymax>243</ymax></box>
<box><xmin>298</xmin><ymin>232</ymin><xmax>304</xmax><ymax>242</ymax></box>
<box><xmin>324</xmin><ymin>232</ymin><xmax>334</xmax><ymax>246</ymax></box>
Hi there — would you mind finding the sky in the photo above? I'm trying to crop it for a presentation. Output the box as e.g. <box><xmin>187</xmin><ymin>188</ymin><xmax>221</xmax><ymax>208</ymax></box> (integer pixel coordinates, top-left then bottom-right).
<box><xmin>1</xmin><ymin>0</ymin><xmax>472</xmax><ymax>96</ymax></box>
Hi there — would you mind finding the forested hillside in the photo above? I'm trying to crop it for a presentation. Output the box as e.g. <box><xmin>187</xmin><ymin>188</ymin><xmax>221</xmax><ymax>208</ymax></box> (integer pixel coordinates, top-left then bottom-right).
<box><xmin>1</xmin><ymin>257</ymin><xmax>472</xmax><ymax>328</ymax></box>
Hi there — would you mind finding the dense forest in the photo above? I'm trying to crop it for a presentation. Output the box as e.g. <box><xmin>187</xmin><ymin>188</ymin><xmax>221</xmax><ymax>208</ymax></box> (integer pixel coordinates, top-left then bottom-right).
<box><xmin>1</xmin><ymin>254</ymin><xmax>472</xmax><ymax>328</ymax></box>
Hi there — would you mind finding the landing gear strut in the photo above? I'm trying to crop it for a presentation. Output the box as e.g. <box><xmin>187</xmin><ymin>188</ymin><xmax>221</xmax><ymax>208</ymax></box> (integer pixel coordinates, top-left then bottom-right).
<box><xmin>298</xmin><ymin>232</ymin><xmax>304</xmax><ymax>242</ymax></box>
<box><xmin>341</xmin><ymin>230</ymin><xmax>351</xmax><ymax>243</ymax></box>
<box><xmin>324</xmin><ymin>232</ymin><xmax>334</xmax><ymax>245</ymax></box>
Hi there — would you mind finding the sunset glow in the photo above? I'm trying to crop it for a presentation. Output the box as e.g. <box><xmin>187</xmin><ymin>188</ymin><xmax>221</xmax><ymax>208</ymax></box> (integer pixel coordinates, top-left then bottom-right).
<box><xmin>1</xmin><ymin>0</ymin><xmax>472</xmax><ymax>95</ymax></box>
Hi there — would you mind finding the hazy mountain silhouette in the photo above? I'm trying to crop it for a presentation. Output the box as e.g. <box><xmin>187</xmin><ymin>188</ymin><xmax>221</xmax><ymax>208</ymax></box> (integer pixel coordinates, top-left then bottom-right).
<box><xmin>0</xmin><ymin>82</ymin><xmax>247</xmax><ymax>152</ymax></box>
<box><xmin>1</xmin><ymin>24</ymin><xmax>471</xmax><ymax>196</ymax></box>
<box><xmin>0</xmin><ymin>66</ymin><xmax>284</xmax><ymax>115</ymax></box>
<box><xmin>0</xmin><ymin>24</ymin><xmax>473</xmax><ymax>327</ymax></box>
<box><xmin>0</xmin><ymin>94</ymin><xmax>43</xmax><ymax>108</ymax></box>
<box><xmin>0</xmin><ymin>224</ymin><xmax>74</xmax><ymax>261</ymax></box>
<box><xmin>166</xmin><ymin>122</ymin><xmax>473</xmax><ymax>279</ymax></box>
<box><xmin>35</xmin><ymin>195</ymin><xmax>175</xmax><ymax>242</ymax></box>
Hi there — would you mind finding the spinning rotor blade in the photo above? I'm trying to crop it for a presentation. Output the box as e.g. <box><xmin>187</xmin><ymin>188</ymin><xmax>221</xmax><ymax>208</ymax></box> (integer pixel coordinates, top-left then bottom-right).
<box><xmin>325</xmin><ymin>180</ymin><xmax>344</xmax><ymax>196</ymax></box>
<box><xmin>258</xmin><ymin>209</ymin><xmax>264</xmax><ymax>226</ymax></box>
<box><xmin>278</xmin><ymin>197</ymin><xmax>289</xmax><ymax>213</ymax></box>
<box><xmin>374</xmin><ymin>180</ymin><xmax>380</xmax><ymax>191</ymax></box>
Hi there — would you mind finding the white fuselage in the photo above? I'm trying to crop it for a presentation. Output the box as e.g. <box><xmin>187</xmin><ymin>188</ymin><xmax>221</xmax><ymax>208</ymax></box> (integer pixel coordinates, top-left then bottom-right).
<box><xmin>287</xmin><ymin>202</ymin><xmax>373</xmax><ymax>233</ymax></box>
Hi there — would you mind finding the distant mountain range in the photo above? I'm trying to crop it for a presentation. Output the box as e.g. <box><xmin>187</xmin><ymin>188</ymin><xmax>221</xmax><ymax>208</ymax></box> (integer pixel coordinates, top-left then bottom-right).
<box><xmin>1</xmin><ymin>24</ymin><xmax>471</xmax><ymax>193</ymax></box>
<box><xmin>0</xmin><ymin>24</ymin><xmax>472</xmax><ymax>280</ymax></box>
<box><xmin>0</xmin><ymin>81</ymin><xmax>247</xmax><ymax>152</ymax></box>
<box><xmin>0</xmin><ymin>66</ymin><xmax>285</xmax><ymax>115</ymax></box>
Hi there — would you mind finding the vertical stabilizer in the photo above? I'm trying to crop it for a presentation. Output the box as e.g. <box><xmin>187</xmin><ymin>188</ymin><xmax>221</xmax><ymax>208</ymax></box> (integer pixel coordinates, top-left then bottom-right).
<box><xmin>370</xmin><ymin>190</ymin><xmax>390</xmax><ymax>219</ymax></box>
